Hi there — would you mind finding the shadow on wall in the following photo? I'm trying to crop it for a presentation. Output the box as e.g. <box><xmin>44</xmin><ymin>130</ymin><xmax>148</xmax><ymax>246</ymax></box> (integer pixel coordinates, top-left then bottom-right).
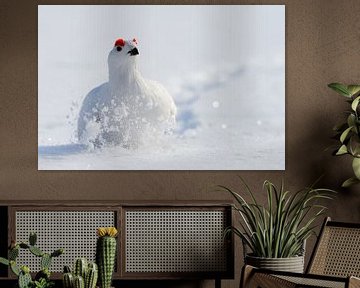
<box><xmin>300</xmin><ymin>112</ymin><xmax>345</xmax><ymax>188</ymax></box>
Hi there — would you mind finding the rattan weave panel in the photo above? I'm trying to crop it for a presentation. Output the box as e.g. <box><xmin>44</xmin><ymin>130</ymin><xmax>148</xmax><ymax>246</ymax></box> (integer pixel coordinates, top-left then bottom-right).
<box><xmin>15</xmin><ymin>211</ymin><xmax>115</xmax><ymax>272</ymax></box>
<box><xmin>309</xmin><ymin>226</ymin><xmax>360</xmax><ymax>277</ymax></box>
<box><xmin>277</xmin><ymin>275</ymin><xmax>345</xmax><ymax>288</ymax></box>
<box><xmin>248</xmin><ymin>273</ymin><xmax>296</xmax><ymax>288</ymax></box>
<box><xmin>125</xmin><ymin>210</ymin><xmax>227</xmax><ymax>273</ymax></box>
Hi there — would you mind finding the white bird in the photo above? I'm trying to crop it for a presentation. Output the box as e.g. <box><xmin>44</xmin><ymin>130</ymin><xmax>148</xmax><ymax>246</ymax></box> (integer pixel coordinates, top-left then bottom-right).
<box><xmin>77</xmin><ymin>38</ymin><xmax>176</xmax><ymax>149</ymax></box>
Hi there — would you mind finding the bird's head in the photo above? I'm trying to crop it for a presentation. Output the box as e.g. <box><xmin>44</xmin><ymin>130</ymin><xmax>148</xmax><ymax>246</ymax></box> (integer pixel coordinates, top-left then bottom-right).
<box><xmin>108</xmin><ymin>38</ymin><xmax>139</xmax><ymax>71</ymax></box>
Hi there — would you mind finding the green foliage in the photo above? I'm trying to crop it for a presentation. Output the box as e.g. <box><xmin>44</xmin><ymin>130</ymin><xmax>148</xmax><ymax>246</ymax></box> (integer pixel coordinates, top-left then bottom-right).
<box><xmin>0</xmin><ymin>257</ymin><xmax>9</xmax><ymax>266</ymax></box>
<box><xmin>329</xmin><ymin>82</ymin><xmax>360</xmax><ymax>187</ymax></box>
<box><xmin>220</xmin><ymin>177</ymin><xmax>335</xmax><ymax>258</ymax></box>
<box><xmin>0</xmin><ymin>232</ymin><xmax>63</xmax><ymax>288</ymax></box>
<box><xmin>32</xmin><ymin>278</ymin><xmax>54</xmax><ymax>288</ymax></box>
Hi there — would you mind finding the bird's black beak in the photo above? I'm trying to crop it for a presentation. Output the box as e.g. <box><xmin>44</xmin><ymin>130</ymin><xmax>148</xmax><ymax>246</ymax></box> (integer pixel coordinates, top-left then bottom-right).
<box><xmin>128</xmin><ymin>47</ymin><xmax>139</xmax><ymax>56</ymax></box>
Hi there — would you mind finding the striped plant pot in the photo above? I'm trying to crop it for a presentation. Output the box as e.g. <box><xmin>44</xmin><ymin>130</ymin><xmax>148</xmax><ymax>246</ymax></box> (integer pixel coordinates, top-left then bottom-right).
<box><xmin>245</xmin><ymin>254</ymin><xmax>305</xmax><ymax>273</ymax></box>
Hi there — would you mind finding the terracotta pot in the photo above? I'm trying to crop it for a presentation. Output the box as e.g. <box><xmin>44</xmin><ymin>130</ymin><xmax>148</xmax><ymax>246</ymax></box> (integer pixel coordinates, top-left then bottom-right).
<box><xmin>245</xmin><ymin>254</ymin><xmax>304</xmax><ymax>273</ymax></box>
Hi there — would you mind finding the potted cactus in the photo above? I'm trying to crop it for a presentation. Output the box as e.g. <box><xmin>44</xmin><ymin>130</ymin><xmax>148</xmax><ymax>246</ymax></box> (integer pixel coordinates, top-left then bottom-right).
<box><xmin>0</xmin><ymin>232</ymin><xmax>64</xmax><ymax>288</ymax></box>
<box><xmin>62</xmin><ymin>258</ymin><xmax>98</xmax><ymax>288</ymax></box>
<box><xmin>96</xmin><ymin>227</ymin><xmax>118</xmax><ymax>288</ymax></box>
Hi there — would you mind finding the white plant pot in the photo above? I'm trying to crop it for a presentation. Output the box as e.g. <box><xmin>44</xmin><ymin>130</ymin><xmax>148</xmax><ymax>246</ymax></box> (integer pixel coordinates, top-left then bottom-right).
<box><xmin>245</xmin><ymin>254</ymin><xmax>305</xmax><ymax>273</ymax></box>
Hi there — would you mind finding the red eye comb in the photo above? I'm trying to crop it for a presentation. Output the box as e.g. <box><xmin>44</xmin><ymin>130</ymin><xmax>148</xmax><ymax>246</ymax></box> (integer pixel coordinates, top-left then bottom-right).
<box><xmin>132</xmin><ymin>38</ymin><xmax>138</xmax><ymax>44</ymax></box>
<box><xmin>114</xmin><ymin>38</ymin><xmax>125</xmax><ymax>47</ymax></box>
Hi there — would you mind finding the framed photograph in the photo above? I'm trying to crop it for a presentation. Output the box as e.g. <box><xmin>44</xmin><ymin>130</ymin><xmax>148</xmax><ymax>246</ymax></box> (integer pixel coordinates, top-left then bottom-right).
<box><xmin>38</xmin><ymin>5</ymin><xmax>285</xmax><ymax>170</ymax></box>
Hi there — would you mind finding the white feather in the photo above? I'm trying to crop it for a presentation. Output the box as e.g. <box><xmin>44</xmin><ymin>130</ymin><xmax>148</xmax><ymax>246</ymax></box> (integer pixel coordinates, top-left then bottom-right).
<box><xmin>77</xmin><ymin>39</ymin><xmax>176</xmax><ymax>149</ymax></box>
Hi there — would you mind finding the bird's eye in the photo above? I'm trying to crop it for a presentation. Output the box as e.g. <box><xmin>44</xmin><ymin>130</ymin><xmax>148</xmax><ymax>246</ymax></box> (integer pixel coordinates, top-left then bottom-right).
<box><xmin>116</xmin><ymin>46</ymin><xmax>122</xmax><ymax>52</ymax></box>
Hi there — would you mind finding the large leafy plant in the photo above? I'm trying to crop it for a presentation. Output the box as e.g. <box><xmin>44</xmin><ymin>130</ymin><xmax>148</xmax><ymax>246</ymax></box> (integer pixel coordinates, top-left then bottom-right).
<box><xmin>328</xmin><ymin>83</ymin><xmax>360</xmax><ymax>187</ymax></box>
<box><xmin>220</xmin><ymin>179</ymin><xmax>334</xmax><ymax>258</ymax></box>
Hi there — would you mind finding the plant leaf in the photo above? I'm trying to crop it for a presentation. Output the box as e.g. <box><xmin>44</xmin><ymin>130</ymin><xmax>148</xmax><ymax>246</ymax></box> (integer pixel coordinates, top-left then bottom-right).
<box><xmin>347</xmin><ymin>85</ymin><xmax>360</xmax><ymax>97</ymax></box>
<box><xmin>349</xmin><ymin>135</ymin><xmax>360</xmax><ymax>157</ymax></box>
<box><xmin>328</xmin><ymin>83</ymin><xmax>350</xmax><ymax>97</ymax></box>
<box><xmin>238</xmin><ymin>176</ymin><xmax>259</xmax><ymax>206</ymax></box>
<box><xmin>352</xmin><ymin>157</ymin><xmax>360</xmax><ymax>179</ymax></box>
<box><xmin>342</xmin><ymin>177</ymin><xmax>360</xmax><ymax>188</ymax></box>
<box><xmin>351</xmin><ymin>96</ymin><xmax>360</xmax><ymax>111</ymax></box>
<box><xmin>0</xmin><ymin>257</ymin><xmax>9</xmax><ymax>266</ymax></box>
<box><xmin>340</xmin><ymin>126</ymin><xmax>353</xmax><ymax>143</ymax></box>
<box><xmin>220</xmin><ymin>179</ymin><xmax>335</xmax><ymax>258</ymax></box>
<box><xmin>347</xmin><ymin>114</ymin><xmax>356</xmax><ymax>129</ymax></box>
<box><xmin>336</xmin><ymin>145</ymin><xmax>348</xmax><ymax>155</ymax></box>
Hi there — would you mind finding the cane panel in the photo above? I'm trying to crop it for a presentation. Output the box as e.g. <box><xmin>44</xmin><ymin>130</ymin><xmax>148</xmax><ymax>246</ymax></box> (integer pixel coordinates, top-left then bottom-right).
<box><xmin>15</xmin><ymin>211</ymin><xmax>115</xmax><ymax>272</ymax></box>
<box><xmin>309</xmin><ymin>226</ymin><xmax>360</xmax><ymax>277</ymax></box>
<box><xmin>125</xmin><ymin>210</ymin><xmax>228</xmax><ymax>273</ymax></box>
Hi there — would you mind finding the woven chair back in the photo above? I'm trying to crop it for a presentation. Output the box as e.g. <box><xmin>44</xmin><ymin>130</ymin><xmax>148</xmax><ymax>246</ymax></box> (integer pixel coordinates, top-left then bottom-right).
<box><xmin>308</xmin><ymin>218</ymin><xmax>360</xmax><ymax>278</ymax></box>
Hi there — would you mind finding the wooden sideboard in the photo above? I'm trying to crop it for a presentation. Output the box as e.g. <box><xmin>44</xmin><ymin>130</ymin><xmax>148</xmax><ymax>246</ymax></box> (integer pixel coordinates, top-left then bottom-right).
<box><xmin>0</xmin><ymin>201</ymin><xmax>234</xmax><ymax>288</ymax></box>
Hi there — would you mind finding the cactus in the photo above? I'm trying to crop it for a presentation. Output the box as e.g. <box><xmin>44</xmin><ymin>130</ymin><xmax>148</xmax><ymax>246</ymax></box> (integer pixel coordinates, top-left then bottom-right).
<box><xmin>63</xmin><ymin>260</ymin><xmax>98</xmax><ymax>288</ymax></box>
<box><xmin>18</xmin><ymin>269</ymin><xmax>32</xmax><ymax>288</ymax></box>
<box><xmin>74</xmin><ymin>258</ymin><xmax>88</xmax><ymax>279</ymax></box>
<box><xmin>19</xmin><ymin>243</ymin><xmax>30</xmax><ymax>249</ymax></box>
<box><xmin>62</xmin><ymin>265</ymin><xmax>74</xmax><ymax>288</ymax></box>
<box><xmin>29</xmin><ymin>232</ymin><xmax>37</xmax><ymax>246</ymax></box>
<box><xmin>35</xmin><ymin>268</ymin><xmax>51</xmax><ymax>281</ymax></box>
<box><xmin>51</xmin><ymin>248</ymin><xmax>64</xmax><ymax>258</ymax></box>
<box><xmin>41</xmin><ymin>253</ymin><xmax>52</xmax><ymax>270</ymax></box>
<box><xmin>74</xmin><ymin>275</ymin><xmax>85</xmax><ymax>288</ymax></box>
<box><xmin>29</xmin><ymin>245</ymin><xmax>44</xmax><ymax>257</ymax></box>
<box><xmin>9</xmin><ymin>246</ymin><xmax>19</xmax><ymax>260</ymax></box>
<box><xmin>63</xmin><ymin>272</ymin><xmax>74</xmax><ymax>288</ymax></box>
<box><xmin>96</xmin><ymin>227</ymin><xmax>118</xmax><ymax>288</ymax></box>
<box><xmin>21</xmin><ymin>265</ymin><xmax>30</xmax><ymax>274</ymax></box>
<box><xmin>0</xmin><ymin>232</ymin><xmax>64</xmax><ymax>288</ymax></box>
<box><xmin>85</xmin><ymin>263</ymin><xmax>98</xmax><ymax>288</ymax></box>
<box><xmin>10</xmin><ymin>260</ymin><xmax>20</xmax><ymax>276</ymax></box>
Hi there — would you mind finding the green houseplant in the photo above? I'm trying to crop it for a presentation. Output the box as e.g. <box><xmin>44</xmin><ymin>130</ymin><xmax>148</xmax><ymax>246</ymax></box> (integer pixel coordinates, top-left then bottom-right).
<box><xmin>220</xmin><ymin>178</ymin><xmax>334</xmax><ymax>272</ymax></box>
<box><xmin>0</xmin><ymin>232</ymin><xmax>63</xmax><ymax>288</ymax></box>
<box><xmin>328</xmin><ymin>82</ymin><xmax>360</xmax><ymax>187</ymax></box>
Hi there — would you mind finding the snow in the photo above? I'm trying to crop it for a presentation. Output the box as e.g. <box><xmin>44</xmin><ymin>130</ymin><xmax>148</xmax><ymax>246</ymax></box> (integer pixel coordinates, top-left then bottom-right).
<box><xmin>38</xmin><ymin>5</ymin><xmax>285</xmax><ymax>170</ymax></box>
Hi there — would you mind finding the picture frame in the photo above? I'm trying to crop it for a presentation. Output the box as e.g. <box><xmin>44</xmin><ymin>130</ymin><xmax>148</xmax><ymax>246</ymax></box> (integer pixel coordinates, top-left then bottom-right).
<box><xmin>38</xmin><ymin>5</ymin><xmax>285</xmax><ymax>170</ymax></box>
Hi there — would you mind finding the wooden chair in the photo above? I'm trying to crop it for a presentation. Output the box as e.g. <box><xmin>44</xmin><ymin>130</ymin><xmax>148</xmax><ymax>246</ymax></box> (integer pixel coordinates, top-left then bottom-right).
<box><xmin>241</xmin><ymin>217</ymin><xmax>360</xmax><ymax>288</ymax></box>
